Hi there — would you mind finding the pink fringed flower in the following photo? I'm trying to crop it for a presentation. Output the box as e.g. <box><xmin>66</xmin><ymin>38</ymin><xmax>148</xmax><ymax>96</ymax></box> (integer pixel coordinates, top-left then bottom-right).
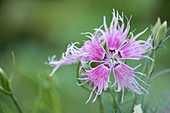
<box><xmin>48</xmin><ymin>9</ymin><xmax>152</xmax><ymax>103</ymax></box>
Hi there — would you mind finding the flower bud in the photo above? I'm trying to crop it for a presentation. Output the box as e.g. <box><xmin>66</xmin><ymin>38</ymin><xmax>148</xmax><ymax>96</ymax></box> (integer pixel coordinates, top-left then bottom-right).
<box><xmin>152</xmin><ymin>18</ymin><xmax>167</xmax><ymax>47</ymax></box>
<box><xmin>152</xmin><ymin>18</ymin><xmax>161</xmax><ymax>38</ymax></box>
<box><xmin>0</xmin><ymin>67</ymin><xmax>11</xmax><ymax>92</ymax></box>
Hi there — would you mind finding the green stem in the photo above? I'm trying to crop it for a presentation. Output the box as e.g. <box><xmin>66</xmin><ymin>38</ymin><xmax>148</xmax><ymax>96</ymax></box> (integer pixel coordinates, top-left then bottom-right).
<box><xmin>0</xmin><ymin>88</ymin><xmax>23</xmax><ymax>113</ymax></box>
<box><xmin>109</xmin><ymin>86</ymin><xmax>122</xmax><ymax>113</ymax></box>
<box><xmin>141</xmin><ymin>50</ymin><xmax>157</xmax><ymax>109</ymax></box>
<box><xmin>134</xmin><ymin>50</ymin><xmax>154</xmax><ymax>110</ymax></box>
<box><xmin>0</xmin><ymin>88</ymin><xmax>12</xmax><ymax>96</ymax></box>
<box><xmin>142</xmin><ymin>50</ymin><xmax>153</xmax><ymax>75</ymax></box>
<box><xmin>98</xmin><ymin>95</ymin><xmax>104</xmax><ymax>113</ymax></box>
<box><xmin>10</xmin><ymin>94</ymin><xmax>23</xmax><ymax>113</ymax></box>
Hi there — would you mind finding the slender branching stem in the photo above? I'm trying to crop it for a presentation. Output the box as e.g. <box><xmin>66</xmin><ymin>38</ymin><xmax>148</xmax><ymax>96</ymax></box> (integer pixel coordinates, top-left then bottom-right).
<box><xmin>109</xmin><ymin>86</ymin><xmax>122</xmax><ymax>113</ymax></box>
<box><xmin>10</xmin><ymin>94</ymin><xmax>23</xmax><ymax>113</ymax></box>
<box><xmin>0</xmin><ymin>88</ymin><xmax>23</xmax><ymax>113</ymax></box>
<box><xmin>141</xmin><ymin>48</ymin><xmax>157</xmax><ymax>109</ymax></box>
<box><xmin>0</xmin><ymin>88</ymin><xmax>12</xmax><ymax>96</ymax></box>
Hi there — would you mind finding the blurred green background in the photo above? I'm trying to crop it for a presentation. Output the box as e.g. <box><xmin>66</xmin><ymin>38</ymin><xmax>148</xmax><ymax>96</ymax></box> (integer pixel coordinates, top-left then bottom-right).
<box><xmin>0</xmin><ymin>0</ymin><xmax>170</xmax><ymax>113</ymax></box>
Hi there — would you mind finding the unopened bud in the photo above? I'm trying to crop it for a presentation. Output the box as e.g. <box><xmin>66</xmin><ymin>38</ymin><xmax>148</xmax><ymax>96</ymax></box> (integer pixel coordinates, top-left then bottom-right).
<box><xmin>152</xmin><ymin>18</ymin><xmax>167</xmax><ymax>47</ymax></box>
<box><xmin>0</xmin><ymin>67</ymin><xmax>11</xmax><ymax>91</ymax></box>
<box><xmin>152</xmin><ymin>18</ymin><xmax>161</xmax><ymax>38</ymax></box>
<box><xmin>155</xmin><ymin>21</ymin><xmax>167</xmax><ymax>45</ymax></box>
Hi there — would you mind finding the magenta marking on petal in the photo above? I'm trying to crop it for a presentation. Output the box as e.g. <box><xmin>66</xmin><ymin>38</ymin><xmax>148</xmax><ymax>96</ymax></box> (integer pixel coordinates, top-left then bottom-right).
<box><xmin>114</xmin><ymin>62</ymin><xmax>120</xmax><ymax>68</ymax></box>
<box><xmin>103</xmin><ymin>53</ymin><xmax>108</xmax><ymax>60</ymax></box>
<box><xmin>117</xmin><ymin>51</ymin><xmax>122</xmax><ymax>58</ymax></box>
<box><xmin>109</xmin><ymin>49</ymin><xmax>116</xmax><ymax>54</ymax></box>
<box><xmin>104</xmin><ymin>64</ymin><xmax>110</xmax><ymax>69</ymax></box>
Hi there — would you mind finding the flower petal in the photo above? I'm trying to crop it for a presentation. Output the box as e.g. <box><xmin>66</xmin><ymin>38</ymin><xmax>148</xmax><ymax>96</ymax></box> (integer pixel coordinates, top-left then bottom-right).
<box><xmin>102</xmin><ymin>10</ymin><xmax>130</xmax><ymax>50</ymax></box>
<box><xmin>80</xmin><ymin>38</ymin><xmax>106</xmax><ymax>62</ymax></box>
<box><xmin>49</xmin><ymin>42</ymin><xmax>81</xmax><ymax>76</ymax></box>
<box><xmin>81</xmin><ymin>64</ymin><xmax>111</xmax><ymax>103</ymax></box>
<box><xmin>120</xmin><ymin>33</ymin><xmax>152</xmax><ymax>60</ymax></box>
<box><xmin>113</xmin><ymin>62</ymin><xmax>147</xmax><ymax>102</ymax></box>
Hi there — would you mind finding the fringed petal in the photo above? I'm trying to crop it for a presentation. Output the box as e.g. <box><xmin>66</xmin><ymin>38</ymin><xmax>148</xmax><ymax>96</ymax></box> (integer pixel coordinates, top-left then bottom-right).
<box><xmin>102</xmin><ymin>9</ymin><xmax>130</xmax><ymax>51</ymax></box>
<box><xmin>81</xmin><ymin>64</ymin><xmax>111</xmax><ymax>103</ymax></box>
<box><xmin>48</xmin><ymin>42</ymin><xmax>81</xmax><ymax>76</ymax></box>
<box><xmin>80</xmin><ymin>38</ymin><xmax>107</xmax><ymax>62</ymax></box>
<box><xmin>113</xmin><ymin>62</ymin><xmax>148</xmax><ymax>102</ymax></box>
<box><xmin>120</xmin><ymin>34</ymin><xmax>152</xmax><ymax>60</ymax></box>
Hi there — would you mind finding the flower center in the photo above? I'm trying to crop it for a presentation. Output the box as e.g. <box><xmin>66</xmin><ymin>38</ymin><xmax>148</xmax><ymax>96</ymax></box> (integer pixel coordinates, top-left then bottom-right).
<box><xmin>109</xmin><ymin>57</ymin><xmax>117</xmax><ymax>64</ymax></box>
<box><xmin>103</xmin><ymin>49</ymin><xmax>122</xmax><ymax>68</ymax></box>
<box><xmin>109</xmin><ymin>49</ymin><xmax>122</xmax><ymax>61</ymax></box>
